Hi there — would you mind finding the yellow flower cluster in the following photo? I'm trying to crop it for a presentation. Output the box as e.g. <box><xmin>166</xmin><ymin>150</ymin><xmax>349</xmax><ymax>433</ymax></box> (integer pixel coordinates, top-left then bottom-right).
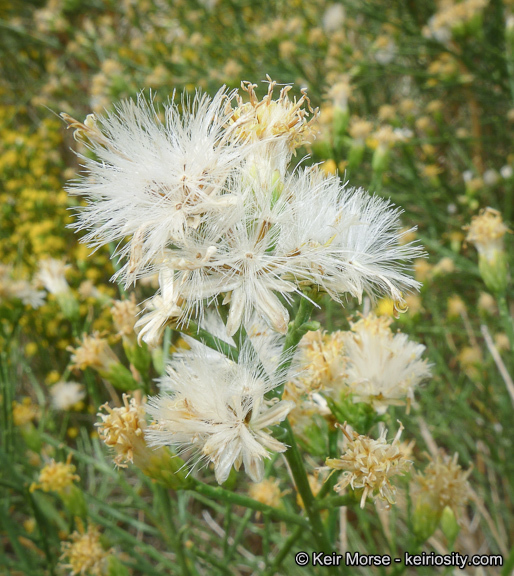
<box><xmin>30</xmin><ymin>454</ymin><xmax>80</xmax><ymax>494</ymax></box>
<box><xmin>60</xmin><ymin>522</ymin><xmax>111</xmax><ymax>576</ymax></box>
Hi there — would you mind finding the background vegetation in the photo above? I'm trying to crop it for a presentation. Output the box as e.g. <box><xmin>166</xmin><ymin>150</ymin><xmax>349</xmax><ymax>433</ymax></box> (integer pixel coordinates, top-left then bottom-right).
<box><xmin>0</xmin><ymin>0</ymin><xmax>512</xmax><ymax>574</ymax></box>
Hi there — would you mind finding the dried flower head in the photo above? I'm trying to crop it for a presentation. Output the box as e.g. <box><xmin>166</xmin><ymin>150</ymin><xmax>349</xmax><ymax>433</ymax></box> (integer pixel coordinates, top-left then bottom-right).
<box><xmin>30</xmin><ymin>454</ymin><xmax>80</xmax><ymax>494</ymax></box>
<box><xmin>96</xmin><ymin>393</ymin><xmax>147</xmax><ymax>468</ymax></box>
<box><xmin>465</xmin><ymin>207</ymin><xmax>510</xmax><ymax>261</ymax></box>
<box><xmin>229</xmin><ymin>77</ymin><xmax>319</xmax><ymax>157</ymax></box>
<box><xmin>50</xmin><ymin>381</ymin><xmax>86</xmax><ymax>411</ymax></box>
<box><xmin>60</xmin><ymin>521</ymin><xmax>111</xmax><ymax>576</ymax></box>
<box><xmin>69</xmin><ymin>332</ymin><xmax>118</xmax><ymax>372</ymax></box>
<box><xmin>135</xmin><ymin>164</ymin><xmax>422</xmax><ymax>343</ymax></box>
<box><xmin>341</xmin><ymin>314</ymin><xmax>431</xmax><ymax>413</ymax></box>
<box><xmin>146</xmin><ymin>341</ymin><xmax>294</xmax><ymax>484</ymax></box>
<box><xmin>62</xmin><ymin>80</ymin><xmax>422</xmax><ymax>344</ymax></box>
<box><xmin>326</xmin><ymin>423</ymin><xmax>412</xmax><ymax>508</ymax></box>
<box><xmin>62</xmin><ymin>87</ymin><xmax>246</xmax><ymax>285</ymax></box>
<box><xmin>248</xmin><ymin>478</ymin><xmax>283</xmax><ymax>508</ymax></box>
<box><xmin>413</xmin><ymin>451</ymin><xmax>473</xmax><ymax>518</ymax></box>
<box><xmin>111</xmin><ymin>295</ymin><xmax>139</xmax><ymax>337</ymax></box>
<box><xmin>296</xmin><ymin>330</ymin><xmax>346</xmax><ymax>392</ymax></box>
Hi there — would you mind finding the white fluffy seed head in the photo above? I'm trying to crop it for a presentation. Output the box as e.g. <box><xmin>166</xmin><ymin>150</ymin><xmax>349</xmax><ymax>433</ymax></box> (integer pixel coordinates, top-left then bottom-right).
<box><xmin>63</xmin><ymin>81</ymin><xmax>423</xmax><ymax>342</ymax></box>
<box><xmin>145</xmin><ymin>340</ymin><xmax>293</xmax><ymax>483</ymax></box>
<box><xmin>66</xmin><ymin>87</ymin><xmax>248</xmax><ymax>285</ymax></box>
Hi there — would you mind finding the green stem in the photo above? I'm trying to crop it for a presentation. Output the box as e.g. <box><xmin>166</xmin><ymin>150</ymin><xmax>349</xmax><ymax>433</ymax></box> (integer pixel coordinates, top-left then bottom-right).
<box><xmin>283</xmin><ymin>295</ymin><xmax>318</xmax><ymax>359</ymax></box>
<box><xmin>271</xmin><ymin>295</ymin><xmax>319</xmax><ymax>400</ymax></box>
<box><xmin>154</xmin><ymin>485</ymin><xmax>191</xmax><ymax>576</ymax></box>
<box><xmin>162</xmin><ymin>326</ymin><xmax>172</xmax><ymax>368</ymax></box>
<box><xmin>271</xmin><ymin>294</ymin><xmax>335</xmax><ymax>558</ymax></box>
<box><xmin>188</xmin><ymin>480</ymin><xmax>309</xmax><ymax>528</ymax></box>
<box><xmin>225</xmin><ymin>509</ymin><xmax>253</xmax><ymax>564</ymax></box>
<box><xmin>314</xmin><ymin>495</ymin><xmax>352</xmax><ymax>510</ymax></box>
<box><xmin>282</xmin><ymin>420</ymin><xmax>334</xmax><ymax>557</ymax></box>
<box><xmin>497</xmin><ymin>294</ymin><xmax>514</xmax><ymax>352</ymax></box>
<box><xmin>180</xmin><ymin>321</ymin><xmax>239</xmax><ymax>361</ymax></box>
<box><xmin>263</xmin><ymin>525</ymin><xmax>304</xmax><ymax>576</ymax></box>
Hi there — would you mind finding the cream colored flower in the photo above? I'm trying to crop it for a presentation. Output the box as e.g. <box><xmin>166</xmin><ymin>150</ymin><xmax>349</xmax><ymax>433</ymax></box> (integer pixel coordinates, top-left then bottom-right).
<box><xmin>50</xmin><ymin>381</ymin><xmax>85</xmax><ymax>411</ymax></box>
<box><xmin>465</xmin><ymin>207</ymin><xmax>510</xmax><ymax>262</ymax></box>
<box><xmin>296</xmin><ymin>330</ymin><xmax>346</xmax><ymax>393</ymax></box>
<box><xmin>111</xmin><ymin>295</ymin><xmax>139</xmax><ymax>337</ymax></box>
<box><xmin>96</xmin><ymin>393</ymin><xmax>147</xmax><ymax>468</ymax></box>
<box><xmin>341</xmin><ymin>314</ymin><xmax>431</xmax><ymax>413</ymax></box>
<box><xmin>228</xmin><ymin>77</ymin><xmax>319</xmax><ymax>164</ymax></box>
<box><xmin>69</xmin><ymin>332</ymin><xmax>118</xmax><ymax>373</ymax></box>
<box><xmin>36</xmin><ymin>258</ymin><xmax>71</xmax><ymax>295</ymax></box>
<box><xmin>413</xmin><ymin>451</ymin><xmax>472</xmax><ymax>519</ymax></box>
<box><xmin>326</xmin><ymin>423</ymin><xmax>412</xmax><ymax>508</ymax></box>
<box><xmin>146</xmin><ymin>341</ymin><xmax>294</xmax><ymax>484</ymax></box>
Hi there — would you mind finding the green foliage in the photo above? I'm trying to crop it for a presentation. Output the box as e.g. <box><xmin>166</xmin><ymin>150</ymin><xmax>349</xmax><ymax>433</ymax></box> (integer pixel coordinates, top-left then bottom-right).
<box><xmin>1</xmin><ymin>0</ymin><xmax>513</xmax><ymax>574</ymax></box>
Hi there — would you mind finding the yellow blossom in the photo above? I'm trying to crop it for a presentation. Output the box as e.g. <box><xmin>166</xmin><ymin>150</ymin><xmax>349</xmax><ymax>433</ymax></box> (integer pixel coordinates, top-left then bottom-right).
<box><xmin>30</xmin><ymin>454</ymin><xmax>80</xmax><ymax>494</ymax></box>
<box><xmin>60</xmin><ymin>521</ymin><xmax>111</xmax><ymax>576</ymax></box>
<box><xmin>12</xmin><ymin>398</ymin><xmax>39</xmax><ymax>426</ymax></box>
<box><xmin>447</xmin><ymin>295</ymin><xmax>466</xmax><ymax>318</ymax></box>
<box><xmin>322</xmin><ymin>159</ymin><xmax>337</xmax><ymax>175</ymax></box>
<box><xmin>248</xmin><ymin>478</ymin><xmax>283</xmax><ymax>508</ymax></box>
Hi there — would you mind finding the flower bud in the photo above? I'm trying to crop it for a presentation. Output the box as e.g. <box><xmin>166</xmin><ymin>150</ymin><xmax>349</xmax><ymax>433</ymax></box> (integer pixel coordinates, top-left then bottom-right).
<box><xmin>465</xmin><ymin>208</ymin><xmax>510</xmax><ymax>294</ymax></box>
<box><xmin>107</xmin><ymin>555</ymin><xmax>130</xmax><ymax>576</ymax></box>
<box><xmin>440</xmin><ymin>505</ymin><xmax>460</xmax><ymax>546</ymax></box>
<box><xmin>69</xmin><ymin>333</ymin><xmax>139</xmax><ymax>391</ymax></box>
<box><xmin>97</xmin><ymin>394</ymin><xmax>189</xmax><ymax>490</ymax></box>
<box><xmin>413</xmin><ymin>494</ymin><xmax>441</xmax><ymax>542</ymax></box>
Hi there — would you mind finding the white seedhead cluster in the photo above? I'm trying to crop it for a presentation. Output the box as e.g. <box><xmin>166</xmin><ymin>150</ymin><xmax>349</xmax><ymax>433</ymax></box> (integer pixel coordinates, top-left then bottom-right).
<box><xmin>65</xmin><ymin>79</ymin><xmax>423</xmax><ymax>483</ymax></box>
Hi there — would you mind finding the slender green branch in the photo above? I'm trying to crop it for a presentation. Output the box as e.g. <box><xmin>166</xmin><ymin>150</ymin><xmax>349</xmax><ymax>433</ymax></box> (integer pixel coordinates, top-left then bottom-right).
<box><xmin>180</xmin><ymin>321</ymin><xmax>239</xmax><ymax>361</ymax></box>
<box><xmin>271</xmin><ymin>295</ymin><xmax>319</xmax><ymax>400</ymax></box>
<box><xmin>282</xmin><ymin>420</ymin><xmax>334</xmax><ymax>557</ymax></box>
<box><xmin>263</xmin><ymin>524</ymin><xmax>304</xmax><ymax>576</ymax></box>
<box><xmin>314</xmin><ymin>495</ymin><xmax>352</xmax><ymax>510</ymax></box>
<box><xmin>225</xmin><ymin>509</ymin><xmax>253</xmax><ymax>564</ymax></box>
<box><xmin>497</xmin><ymin>294</ymin><xmax>514</xmax><ymax>352</ymax></box>
<box><xmin>188</xmin><ymin>479</ymin><xmax>309</xmax><ymax>528</ymax></box>
<box><xmin>283</xmin><ymin>295</ymin><xmax>318</xmax><ymax>359</ymax></box>
<box><xmin>267</xmin><ymin>293</ymin><xmax>336</xmax><ymax>560</ymax></box>
<box><xmin>154</xmin><ymin>485</ymin><xmax>191</xmax><ymax>576</ymax></box>
<box><xmin>315</xmin><ymin>478</ymin><xmax>335</xmax><ymax>502</ymax></box>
